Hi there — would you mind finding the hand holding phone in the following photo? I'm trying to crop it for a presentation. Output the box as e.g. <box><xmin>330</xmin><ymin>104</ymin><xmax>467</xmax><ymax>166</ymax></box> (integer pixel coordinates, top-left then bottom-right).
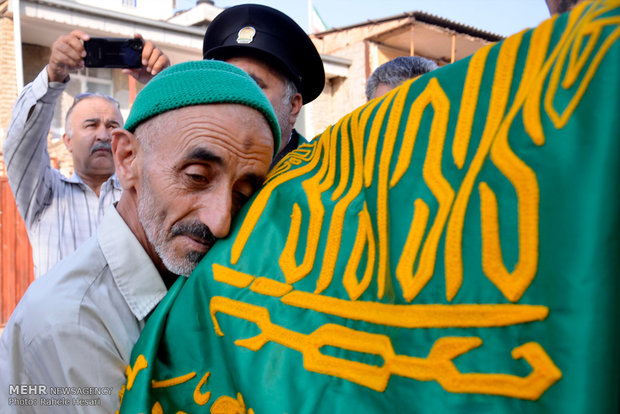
<box><xmin>121</xmin><ymin>34</ymin><xmax>171</xmax><ymax>83</ymax></box>
<box><xmin>84</xmin><ymin>38</ymin><xmax>144</xmax><ymax>68</ymax></box>
<box><xmin>47</xmin><ymin>30</ymin><xmax>90</xmax><ymax>83</ymax></box>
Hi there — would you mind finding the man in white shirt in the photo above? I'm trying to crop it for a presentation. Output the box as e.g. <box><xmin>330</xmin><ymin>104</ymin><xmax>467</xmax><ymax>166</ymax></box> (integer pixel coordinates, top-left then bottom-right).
<box><xmin>2</xmin><ymin>30</ymin><xmax>170</xmax><ymax>278</ymax></box>
<box><xmin>0</xmin><ymin>60</ymin><xmax>281</xmax><ymax>412</ymax></box>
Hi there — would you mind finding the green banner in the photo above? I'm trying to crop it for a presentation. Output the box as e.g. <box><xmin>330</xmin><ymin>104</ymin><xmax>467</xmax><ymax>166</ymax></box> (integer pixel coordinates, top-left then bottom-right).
<box><xmin>120</xmin><ymin>1</ymin><xmax>620</xmax><ymax>412</ymax></box>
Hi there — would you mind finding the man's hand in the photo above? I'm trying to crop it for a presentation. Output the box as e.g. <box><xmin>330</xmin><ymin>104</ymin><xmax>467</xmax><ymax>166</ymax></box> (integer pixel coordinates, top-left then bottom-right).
<box><xmin>121</xmin><ymin>33</ymin><xmax>171</xmax><ymax>84</ymax></box>
<box><xmin>47</xmin><ymin>30</ymin><xmax>89</xmax><ymax>83</ymax></box>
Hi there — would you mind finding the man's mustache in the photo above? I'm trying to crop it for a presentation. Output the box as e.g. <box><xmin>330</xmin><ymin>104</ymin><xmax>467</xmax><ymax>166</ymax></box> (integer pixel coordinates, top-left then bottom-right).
<box><xmin>90</xmin><ymin>141</ymin><xmax>112</xmax><ymax>155</ymax></box>
<box><xmin>170</xmin><ymin>222</ymin><xmax>217</xmax><ymax>251</ymax></box>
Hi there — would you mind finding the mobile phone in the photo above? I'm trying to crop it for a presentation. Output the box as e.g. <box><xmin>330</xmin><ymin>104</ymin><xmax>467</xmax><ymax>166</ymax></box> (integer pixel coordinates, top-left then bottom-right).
<box><xmin>84</xmin><ymin>38</ymin><xmax>143</xmax><ymax>68</ymax></box>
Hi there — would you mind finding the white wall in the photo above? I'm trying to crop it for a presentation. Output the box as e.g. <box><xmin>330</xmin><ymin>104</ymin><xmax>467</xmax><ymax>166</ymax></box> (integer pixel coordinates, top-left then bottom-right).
<box><xmin>74</xmin><ymin>0</ymin><xmax>174</xmax><ymax>21</ymax></box>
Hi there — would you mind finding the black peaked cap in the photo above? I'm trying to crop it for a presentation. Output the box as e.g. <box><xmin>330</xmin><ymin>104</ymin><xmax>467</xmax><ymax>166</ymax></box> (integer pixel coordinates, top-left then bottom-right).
<box><xmin>203</xmin><ymin>4</ymin><xmax>326</xmax><ymax>103</ymax></box>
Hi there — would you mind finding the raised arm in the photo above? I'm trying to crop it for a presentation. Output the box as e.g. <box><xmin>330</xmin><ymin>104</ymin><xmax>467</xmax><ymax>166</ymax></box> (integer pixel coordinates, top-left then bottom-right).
<box><xmin>3</xmin><ymin>30</ymin><xmax>89</xmax><ymax>225</ymax></box>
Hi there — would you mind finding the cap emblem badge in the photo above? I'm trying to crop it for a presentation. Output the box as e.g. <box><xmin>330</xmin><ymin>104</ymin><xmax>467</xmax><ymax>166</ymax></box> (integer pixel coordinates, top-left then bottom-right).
<box><xmin>237</xmin><ymin>26</ymin><xmax>256</xmax><ymax>44</ymax></box>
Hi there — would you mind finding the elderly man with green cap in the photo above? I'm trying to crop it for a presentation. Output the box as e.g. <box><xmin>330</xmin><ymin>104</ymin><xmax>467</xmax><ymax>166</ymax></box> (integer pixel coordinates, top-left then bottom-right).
<box><xmin>0</xmin><ymin>60</ymin><xmax>280</xmax><ymax>413</ymax></box>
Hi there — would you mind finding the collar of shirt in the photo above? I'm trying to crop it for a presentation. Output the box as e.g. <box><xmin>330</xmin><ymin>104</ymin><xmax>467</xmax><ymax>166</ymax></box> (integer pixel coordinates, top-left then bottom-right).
<box><xmin>270</xmin><ymin>130</ymin><xmax>300</xmax><ymax>168</ymax></box>
<box><xmin>63</xmin><ymin>172</ymin><xmax>122</xmax><ymax>191</ymax></box>
<box><xmin>97</xmin><ymin>206</ymin><xmax>167</xmax><ymax>321</ymax></box>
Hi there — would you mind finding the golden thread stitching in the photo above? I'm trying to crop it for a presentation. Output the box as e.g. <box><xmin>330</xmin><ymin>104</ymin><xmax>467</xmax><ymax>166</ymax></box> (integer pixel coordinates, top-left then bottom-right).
<box><xmin>193</xmin><ymin>2</ymin><xmax>620</xmax><ymax>403</ymax></box>
<box><xmin>210</xmin><ymin>298</ymin><xmax>559</xmax><ymax>399</ymax></box>
<box><xmin>342</xmin><ymin>203</ymin><xmax>376</xmax><ymax>300</ymax></box>
<box><xmin>193</xmin><ymin>372</ymin><xmax>211</xmax><ymax>406</ymax></box>
<box><xmin>279</xmin><ymin>203</ymin><xmax>303</xmax><ymax>284</ymax></box>
<box><xmin>267</xmin><ymin>142</ymin><xmax>318</xmax><ymax>183</ymax></box>
<box><xmin>324</xmin><ymin>117</ymin><xmax>344</xmax><ymax>197</ymax></box>
<box><xmin>210</xmin><ymin>392</ymin><xmax>251</xmax><ymax>414</ymax></box>
<box><xmin>211</xmin><ymin>264</ymin><xmax>549</xmax><ymax>327</ymax></box>
<box><xmin>452</xmin><ymin>44</ymin><xmax>493</xmax><ymax>169</ymax></box>
<box><xmin>444</xmin><ymin>31</ymin><xmax>524</xmax><ymax>302</ymax></box>
<box><xmin>520</xmin><ymin>17</ymin><xmax>555</xmax><ymax>146</ymax></box>
<box><xmin>278</xmin><ymin>130</ymin><xmax>333</xmax><ymax>283</ymax></box>
<box><xmin>332</xmin><ymin>114</ymin><xmax>351</xmax><ymax>201</ymax></box>
<box><xmin>314</xmin><ymin>116</ymin><xmax>358</xmax><ymax>294</ymax></box>
<box><xmin>250</xmin><ymin>277</ymin><xmax>293</xmax><ymax>297</ymax></box>
<box><xmin>281</xmin><ymin>290</ymin><xmax>548</xmax><ymax>328</ymax></box>
<box><xmin>375</xmin><ymin>85</ymin><xmax>411</xmax><ymax>298</ymax></box>
<box><xmin>125</xmin><ymin>354</ymin><xmax>148</xmax><ymax>391</ymax></box>
<box><xmin>478</xmin><ymin>5</ymin><xmax>574</xmax><ymax>301</ymax></box>
<box><xmin>393</xmin><ymin>78</ymin><xmax>454</xmax><ymax>302</ymax></box>
<box><xmin>483</xmin><ymin>98</ymin><xmax>540</xmax><ymax>301</ymax></box>
<box><xmin>546</xmin><ymin>15</ymin><xmax>620</xmax><ymax>127</ymax></box>
<box><xmin>363</xmin><ymin>90</ymin><xmax>397</xmax><ymax>188</ymax></box>
<box><xmin>151</xmin><ymin>372</ymin><xmax>196</xmax><ymax>388</ymax></box>
<box><xmin>213</xmin><ymin>263</ymin><xmax>254</xmax><ymax>288</ymax></box>
<box><xmin>314</xmin><ymin>108</ymin><xmax>376</xmax><ymax>295</ymax></box>
<box><xmin>567</xmin><ymin>14</ymin><xmax>620</xmax><ymax>87</ymax></box>
<box><xmin>395</xmin><ymin>199</ymin><xmax>429</xmax><ymax>301</ymax></box>
<box><xmin>116</xmin><ymin>385</ymin><xmax>125</xmax><ymax>414</ymax></box>
<box><xmin>524</xmin><ymin>3</ymin><xmax>586</xmax><ymax>143</ymax></box>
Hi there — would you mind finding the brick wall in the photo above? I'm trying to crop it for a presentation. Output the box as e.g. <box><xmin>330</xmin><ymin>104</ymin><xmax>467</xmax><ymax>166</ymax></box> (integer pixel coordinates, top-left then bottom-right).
<box><xmin>0</xmin><ymin>5</ymin><xmax>35</xmax><ymax>321</ymax></box>
<box><xmin>1</xmin><ymin>7</ymin><xmax>17</xmax><ymax>161</ymax></box>
<box><xmin>305</xmin><ymin>42</ymin><xmax>370</xmax><ymax>139</ymax></box>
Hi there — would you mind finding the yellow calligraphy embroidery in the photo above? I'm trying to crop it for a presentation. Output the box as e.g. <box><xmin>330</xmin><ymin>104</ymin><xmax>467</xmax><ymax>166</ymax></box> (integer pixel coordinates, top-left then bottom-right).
<box><xmin>213</xmin><ymin>264</ymin><xmax>548</xmax><ymax>328</ymax></box>
<box><xmin>545</xmin><ymin>2</ymin><xmax>620</xmax><ymax>128</ymax></box>
<box><xmin>393</xmin><ymin>78</ymin><xmax>453</xmax><ymax>302</ymax></box>
<box><xmin>342</xmin><ymin>203</ymin><xmax>376</xmax><ymax>301</ymax></box>
<box><xmin>152</xmin><ymin>372</ymin><xmax>196</xmax><ymax>389</ymax></box>
<box><xmin>444</xmin><ymin>30</ymin><xmax>524</xmax><ymax>302</ymax></box>
<box><xmin>452</xmin><ymin>44</ymin><xmax>493</xmax><ymax>169</ymax></box>
<box><xmin>125</xmin><ymin>355</ymin><xmax>148</xmax><ymax>391</ymax></box>
<box><xmin>210</xmin><ymin>392</ymin><xmax>254</xmax><ymax>414</ymax></box>
<box><xmin>210</xmin><ymin>297</ymin><xmax>561</xmax><ymax>400</ymax></box>
<box><xmin>193</xmin><ymin>372</ymin><xmax>211</xmax><ymax>406</ymax></box>
<box><xmin>202</xmin><ymin>1</ymin><xmax>619</xmax><ymax>403</ymax></box>
<box><xmin>152</xmin><ymin>401</ymin><xmax>163</xmax><ymax>414</ymax></box>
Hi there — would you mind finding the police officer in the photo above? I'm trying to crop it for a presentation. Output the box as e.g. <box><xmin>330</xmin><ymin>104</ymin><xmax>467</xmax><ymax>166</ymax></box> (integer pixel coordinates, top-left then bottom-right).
<box><xmin>203</xmin><ymin>4</ymin><xmax>325</xmax><ymax>166</ymax></box>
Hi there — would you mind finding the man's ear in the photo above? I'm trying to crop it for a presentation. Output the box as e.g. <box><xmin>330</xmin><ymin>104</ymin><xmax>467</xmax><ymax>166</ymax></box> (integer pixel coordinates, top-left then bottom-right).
<box><xmin>290</xmin><ymin>92</ymin><xmax>303</xmax><ymax>120</ymax></box>
<box><xmin>111</xmin><ymin>128</ymin><xmax>139</xmax><ymax>190</ymax></box>
<box><xmin>62</xmin><ymin>132</ymin><xmax>73</xmax><ymax>153</ymax></box>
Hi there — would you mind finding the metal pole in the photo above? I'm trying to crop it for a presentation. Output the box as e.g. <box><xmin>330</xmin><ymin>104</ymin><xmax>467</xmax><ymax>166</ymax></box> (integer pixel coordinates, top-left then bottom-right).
<box><xmin>12</xmin><ymin>0</ymin><xmax>24</xmax><ymax>93</ymax></box>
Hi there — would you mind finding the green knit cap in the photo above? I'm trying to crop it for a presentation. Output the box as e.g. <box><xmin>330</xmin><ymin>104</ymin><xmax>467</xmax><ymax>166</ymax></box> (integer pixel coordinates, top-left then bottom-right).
<box><xmin>124</xmin><ymin>60</ymin><xmax>281</xmax><ymax>158</ymax></box>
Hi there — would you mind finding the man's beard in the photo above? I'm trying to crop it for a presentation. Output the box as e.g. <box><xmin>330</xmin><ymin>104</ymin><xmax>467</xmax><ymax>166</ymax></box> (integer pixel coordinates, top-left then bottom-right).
<box><xmin>137</xmin><ymin>175</ymin><xmax>217</xmax><ymax>276</ymax></box>
<box><xmin>275</xmin><ymin>97</ymin><xmax>293</xmax><ymax>145</ymax></box>
<box><xmin>557</xmin><ymin>0</ymin><xmax>577</xmax><ymax>13</ymax></box>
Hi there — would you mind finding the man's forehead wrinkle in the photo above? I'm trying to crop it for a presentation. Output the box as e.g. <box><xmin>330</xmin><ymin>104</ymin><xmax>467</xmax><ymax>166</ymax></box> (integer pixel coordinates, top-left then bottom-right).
<box><xmin>80</xmin><ymin>117</ymin><xmax>121</xmax><ymax>126</ymax></box>
<box><xmin>185</xmin><ymin>147</ymin><xmax>223</xmax><ymax>165</ymax></box>
<box><xmin>181</xmin><ymin>139</ymin><xmax>268</xmax><ymax>164</ymax></box>
<box><xmin>173</xmin><ymin>119</ymin><xmax>271</xmax><ymax>161</ymax></box>
<box><xmin>244</xmin><ymin>138</ymin><xmax>254</xmax><ymax>152</ymax></box>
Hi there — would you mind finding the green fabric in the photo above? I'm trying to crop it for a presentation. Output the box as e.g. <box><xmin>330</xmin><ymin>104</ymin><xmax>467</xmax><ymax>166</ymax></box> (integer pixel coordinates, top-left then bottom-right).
<box><xmin>120</xmin><ymin>2</ymin><xmax>620</xmax><ymax>413</ymax></box>
<box><xmin>123</xmin><ymin>60</ymin><xmax>281</xmax><ymax>157</ymax></box>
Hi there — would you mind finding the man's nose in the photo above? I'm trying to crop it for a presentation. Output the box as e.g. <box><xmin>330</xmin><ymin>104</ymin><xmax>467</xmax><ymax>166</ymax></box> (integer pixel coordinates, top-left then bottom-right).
<box><xmin>197</xmin><ymin>189</ymin><xmax>233</xmax><ymax>239</ymax></box>
<box><xmin>96</xmin><ymin>125</ymin><xmax>112</xmax><ymax>141</ymax></box>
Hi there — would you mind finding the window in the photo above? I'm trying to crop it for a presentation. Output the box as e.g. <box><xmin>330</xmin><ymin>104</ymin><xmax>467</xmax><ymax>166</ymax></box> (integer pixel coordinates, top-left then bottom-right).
<box><xmin>122</xmin><ymin>0</ymin><xmax>137</xmax><ymax>8</ymax></box>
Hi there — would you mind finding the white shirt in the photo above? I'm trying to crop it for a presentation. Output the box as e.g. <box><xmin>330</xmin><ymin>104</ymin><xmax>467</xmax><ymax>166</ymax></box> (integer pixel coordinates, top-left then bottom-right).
<box><xmin>2</xmin><ymin>67</ymin><xmax>122</xmax><ymax>278</ymax></box>
<box><xmin>0</xmin><ymin>206</ymin><xmax>167</xmax><ymax>413</ymax></box>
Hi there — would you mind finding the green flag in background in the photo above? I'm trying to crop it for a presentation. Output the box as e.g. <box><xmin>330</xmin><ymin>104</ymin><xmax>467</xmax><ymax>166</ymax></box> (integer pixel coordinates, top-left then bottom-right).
<box><xmin>120</xmin><ymin>1</ymin><xmax>619</xmax><ymax>412</ymax></box>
